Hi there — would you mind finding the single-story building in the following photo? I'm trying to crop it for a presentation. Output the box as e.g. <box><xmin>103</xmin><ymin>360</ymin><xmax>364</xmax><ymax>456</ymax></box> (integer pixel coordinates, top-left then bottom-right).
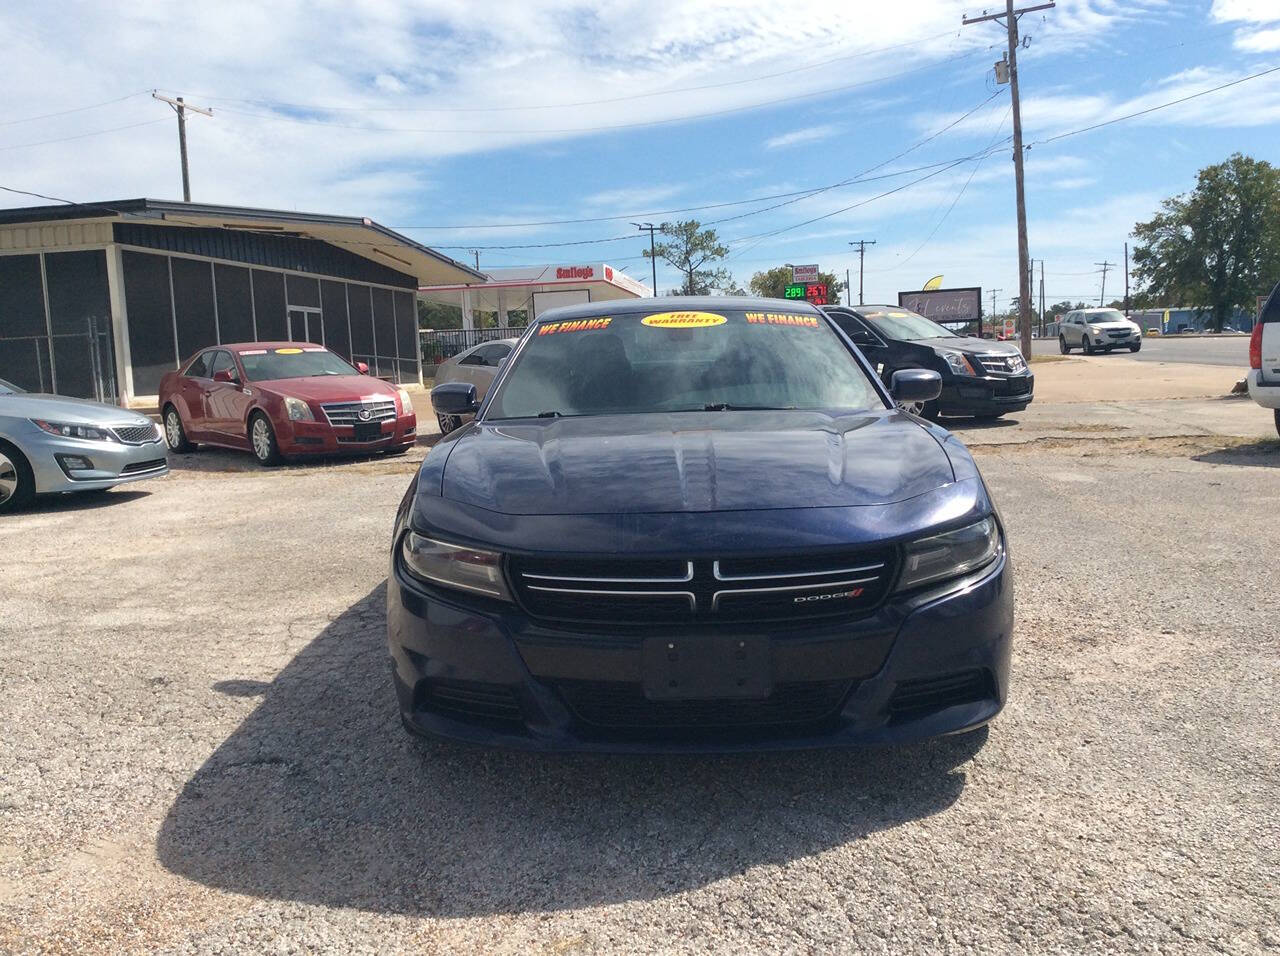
<box><xmin>419</xmin><ymin>262</ymin><xmax>650</xmax><ymax>329</ymax></box>
<box><xmin>0</xmin><ymin>199</ymin><xmax>483</xmax><ymax>406</ymax></box>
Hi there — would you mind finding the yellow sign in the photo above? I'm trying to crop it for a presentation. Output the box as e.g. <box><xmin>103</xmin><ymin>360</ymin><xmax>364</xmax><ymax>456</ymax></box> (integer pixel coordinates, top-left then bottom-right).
<box><xmin>922</xmin><ymin>275</ymin><xmax>943</xmax><ymax>291</ymax></box>
<box><xmin>641</xmin><ymin>311</ymin><xmax>727</xmax><ymax>329</ymax></box>
<box><xmin>274</xmin><ymin>347</ymin><xmax>304</xmax><ymax>354</ymax></box>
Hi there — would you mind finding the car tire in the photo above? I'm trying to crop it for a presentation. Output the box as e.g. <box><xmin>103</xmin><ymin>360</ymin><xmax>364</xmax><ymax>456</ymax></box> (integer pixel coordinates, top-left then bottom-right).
<box><xmin>1058</xmin><ymin>335</ymin><xmax>1070</xmax><ymax>354</ymax></box>
<box><xmin>1082</xmin><ymin>336</ymin><xmax>1094</xmax><ymax>355</ymax></box>
<box><xmin>0</xmin><ymin>440</ymin><xmax>36</xmax><ymax>515</ymax></box>
<box><xmin>1129</xmin><ymin>343</ymin><xmax>1141</xmax><ymax>353</ymax></box>
<box><xmin>249</xmin><ymin>412</ymin><xmax>283</xmax><ymax>467</ymax></box>
<box><xmin>1274</xmin><ymin>408</ymin><xmax>1280</xmax><ymax>439</ymax></box>
<box><xmin>436</xmin><ymin>412</ymin><xmax>461</xmax><ymax>434</ymax></box>
<box><xmin>163</xmin><ymin>404</ymin><xmax>195</xmax><ymax>453</ymax></box>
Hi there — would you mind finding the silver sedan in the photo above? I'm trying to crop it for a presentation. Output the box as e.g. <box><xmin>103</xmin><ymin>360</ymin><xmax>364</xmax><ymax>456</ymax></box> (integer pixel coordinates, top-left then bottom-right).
<box><xmin>0</xmin><ymin>378</ymin><xmax>168</xmax><ymax>513</ymax></box>
<box><xmin>431</xmin><ymin>338</ymin><xmax>518</xmax><ymax>433</ymax></box>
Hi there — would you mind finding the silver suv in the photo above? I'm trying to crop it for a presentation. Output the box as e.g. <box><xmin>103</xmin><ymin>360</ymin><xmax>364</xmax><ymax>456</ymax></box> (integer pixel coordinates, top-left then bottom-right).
<box><xmin>1058</xmin><ymin>308</ymin><xmax>1142</xmax><ymax>354</ymax></box>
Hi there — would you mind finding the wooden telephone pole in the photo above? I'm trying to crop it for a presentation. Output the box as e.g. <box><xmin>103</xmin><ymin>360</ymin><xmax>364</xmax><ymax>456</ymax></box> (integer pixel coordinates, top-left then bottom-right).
<box><xmin>152</xmin><ymin>93</ymin><xmax>213</xmax><ymax>202</ymax></box>
<box><xmin>964</xmin><ymin>1</ymin><xmax>1054</xmax><ymax>360</ymax></box>
<box><xmin>848</xmin><ymin>240</ymin><xmax>877</xmax><ymax>305</ymax></box>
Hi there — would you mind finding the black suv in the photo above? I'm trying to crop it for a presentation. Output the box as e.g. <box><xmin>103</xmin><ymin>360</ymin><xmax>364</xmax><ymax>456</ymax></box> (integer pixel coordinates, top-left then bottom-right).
<box><xmin>824</xmin><ymin>305</ymin><xmax>1034</xmax><ymax>420</ymax></box>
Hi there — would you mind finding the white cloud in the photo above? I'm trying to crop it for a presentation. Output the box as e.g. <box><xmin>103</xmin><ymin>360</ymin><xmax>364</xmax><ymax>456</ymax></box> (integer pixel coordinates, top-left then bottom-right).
<box><xmin>1210</xmin><ymin>0</ymin><xmax>1280</xmax><ymax>23</ymax></box>
<box><xmin>1234</xmin><ymin>26</ymin><xmax>1280</xmax><ymax>51</ymax></box>
<box><xmin>764</xmin><ymin>125</ymin><xmax>840</xmax><ymax>150</ymax></box>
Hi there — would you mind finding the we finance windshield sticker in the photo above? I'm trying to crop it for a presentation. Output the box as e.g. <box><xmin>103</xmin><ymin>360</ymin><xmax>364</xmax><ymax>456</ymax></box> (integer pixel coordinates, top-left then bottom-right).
<box><xmin>744</xmin><ymin>312</ymin><xmax>820</xmax><ymax>328</ymax></box>
<box><xmin>641</xmin><ymin>311</ymin><xmax>727</xmax><ymax>329</ymax></box>
<box><xmin>537</xmin><ymin>317</ymin><xmax>613</xmax><ymax>335</ymax></box>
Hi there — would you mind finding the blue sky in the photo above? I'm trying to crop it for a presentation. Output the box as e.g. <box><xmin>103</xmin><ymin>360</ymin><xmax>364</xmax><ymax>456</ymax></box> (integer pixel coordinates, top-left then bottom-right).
<box><xmin>2</xmin><ymin>0</ymin><xmax>1279</xmax><ymax>307</ymax></box>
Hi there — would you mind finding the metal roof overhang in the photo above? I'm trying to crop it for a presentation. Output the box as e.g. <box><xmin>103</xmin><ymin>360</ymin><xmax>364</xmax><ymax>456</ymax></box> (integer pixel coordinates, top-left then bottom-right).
<box><xmin>0</xmin><ymin>198</ymin><xmax>484</xmax><ymax>286</ymax></box>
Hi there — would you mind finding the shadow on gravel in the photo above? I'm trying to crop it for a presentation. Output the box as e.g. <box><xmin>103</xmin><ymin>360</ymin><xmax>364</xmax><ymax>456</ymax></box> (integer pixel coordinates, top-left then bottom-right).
<box><xmin>157</xmin><ymin>585</ymin><xmax>984</xmax><ymax>917</ymax></box>
<box><xmin>945</xmin><ymin>417</ymin><xmax>1019</xmax><ymax>433</ymax></box>
<box><xmin>28</xmin><ymin>488</ymin><xmax>152</xmax><ymax>512</ymax></box>
<box><xmin>1192</xmin><ymin>440</ymin><xmax>1280</xmax><ymax>468</ymax></box>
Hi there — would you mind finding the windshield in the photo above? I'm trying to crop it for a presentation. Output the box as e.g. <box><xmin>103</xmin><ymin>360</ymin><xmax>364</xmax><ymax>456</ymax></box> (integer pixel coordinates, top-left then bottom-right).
<box><xmin>1086</xmin><ymin>310</ymin><xmax>1128</xmax><ymax>324</ymax></box>
<box><xmin>237</xmin><ymin>347</ymin><xmax>357</xmax><ymax>381</ymax></box>
<box><xmin>0</xmin><ymin>377</ymin><xmax>24</xmax><ymax>395</ymax></box>
<box><xmin>858</xmin><ymin>308</ymin><xmax>958</xmax><ymax>341</ymax></box>
<box><xmin>486</xmin><ymin>308</ymin><xmax>883</xmax><ymax>419</ymax></box>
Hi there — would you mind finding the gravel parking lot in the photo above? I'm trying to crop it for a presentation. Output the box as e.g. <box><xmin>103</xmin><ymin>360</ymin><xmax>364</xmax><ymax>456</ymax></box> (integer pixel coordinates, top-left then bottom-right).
<box><xmin>2</xmin><ymin>427</ymin><xmax>1278</xmax><ymax>953</ymax></box>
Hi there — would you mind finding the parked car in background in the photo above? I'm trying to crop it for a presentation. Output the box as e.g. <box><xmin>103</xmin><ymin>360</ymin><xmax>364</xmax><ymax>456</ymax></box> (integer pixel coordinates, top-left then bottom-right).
<box><xmin>430</xmin><ymin>338</ymin><xmax>518</xmax><ymax>434</ymax></box>
<box><xmin>390</xmin><ymin>297</ymin><xmax>1012</xmax><ymax>752</ymax></box>
<box><xmin>1247</xmin><ymin>284</ymin><xmax>1280</xmax><ymax>437</ymax></box>
<box><xmin>158</xmin><ymin>343</ymin><xmax>416</xmax><ymax>466</ymax></box>
<box><xmin>0</xmin><ymin>378</ymin><xmax>167</xmax><ymax>514</ymax></box>
<box><xmin>1058</xmin><ymin>308</ymin><xmax>1142</xmax><ymax>354</ymax></box>
<box><xmin>823</xmin><ymin>305</ymin><xmax>1033</xmax><ymax>420</ymax></box>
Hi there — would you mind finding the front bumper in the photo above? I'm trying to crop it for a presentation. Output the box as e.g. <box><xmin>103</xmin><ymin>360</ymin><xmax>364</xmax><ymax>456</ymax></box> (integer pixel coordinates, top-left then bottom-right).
<box><xmin>387</xmin><ymin>551</ymin><xmax>1013</xmax><ymax>753</ymax></box>
<box><xmin>277</xmin><ymin>413</ymin><xmax>417</xmax><ymax>454</ymax></box>
<box><xmin>939</xmin><ymin>373</ymin><xmax>1034</xmax><ymax>416</ymax></box>
<box><xmin>1093</xmin><ymin>332</ymin><xmax>1141</xmax><ymax>348</ymax></box>
<box><xmin>1246</xmin><ymin>369</ymin><xmax>1280</xmax><ymax>410</ymax></box>
<box><xmin>23</xmin><ymin>427</ymin><xmax>168</xmax><ymax>494</ymax></box>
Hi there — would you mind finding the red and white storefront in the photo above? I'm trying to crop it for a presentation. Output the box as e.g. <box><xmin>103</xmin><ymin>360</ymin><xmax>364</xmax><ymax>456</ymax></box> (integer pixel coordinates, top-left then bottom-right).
<box><xmin>419</xmin><ymin>262</ymin><xmax>650</xmax><ymax>329</ymax></box>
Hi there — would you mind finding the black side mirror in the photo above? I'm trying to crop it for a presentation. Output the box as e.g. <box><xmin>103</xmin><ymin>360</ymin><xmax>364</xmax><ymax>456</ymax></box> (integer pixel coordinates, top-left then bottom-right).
<box><xmin>890</xmin><ymin>369</ymin><xmax>942</xmax><ymax>403</ymax></box>
<box><xmin>431</xmin><ymin>381</ymin><xmax>479</xmax><ymax>415</ymax></box>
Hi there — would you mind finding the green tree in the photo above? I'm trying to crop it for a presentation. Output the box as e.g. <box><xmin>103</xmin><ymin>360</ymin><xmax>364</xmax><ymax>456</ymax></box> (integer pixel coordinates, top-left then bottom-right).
<box><xmin>747</xmin><ymin>265</ymin><xmax>847</xmax><ymax>302</ymax></box>
<box><xmin>644</xmin><ymin>220</ymin><xmax>734</xmax><ymax>295</ymax></box>
<box><xmin>1131</xmin><ymin>153</ymin><xmax>1280</xmax><ymax>331</ymax></box>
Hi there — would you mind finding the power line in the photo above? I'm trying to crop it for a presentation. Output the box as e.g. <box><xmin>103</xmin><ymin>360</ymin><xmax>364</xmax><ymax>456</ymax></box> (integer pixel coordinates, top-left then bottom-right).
<box><xmin>173</xmin><ymin>31</ymin><xmax>964</xmax><ymax>115</ymax></box>
<box><xmin>0</xmin><ymin>90</ymin><xmax>152</xmax><ymax>127</ymax></box>
<box><xmin>208</xmin><ymin>49</ymin><xmax>991</xmax><ymax>137</ymax></box>
<box><xmin>0</xmin><ymin>118</ymin><xmax>169</xmax><ymax>152</ymax></box>
<box><xmin>1028</xmin><ymin>64</ymin><xmax>1280</xmax><ymax>147</ymax></box>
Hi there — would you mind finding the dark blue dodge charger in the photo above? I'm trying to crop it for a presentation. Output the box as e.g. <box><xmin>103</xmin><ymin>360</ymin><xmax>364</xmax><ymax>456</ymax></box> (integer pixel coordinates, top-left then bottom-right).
<box><xmin>389</xmin><ymin>297</ymin><xmax>1012</xmax><ymax>751</ymax></box>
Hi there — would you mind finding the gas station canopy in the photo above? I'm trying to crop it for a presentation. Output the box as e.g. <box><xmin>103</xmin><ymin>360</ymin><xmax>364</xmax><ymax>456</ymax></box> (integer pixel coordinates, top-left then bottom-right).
<box><xmin>419</xmin><ymin>262</ymin><xmax>650</xmax><ymax>329</ymax></box>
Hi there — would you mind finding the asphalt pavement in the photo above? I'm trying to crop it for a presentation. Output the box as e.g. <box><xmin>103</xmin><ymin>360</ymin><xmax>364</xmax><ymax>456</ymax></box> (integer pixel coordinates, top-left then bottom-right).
<box><xmin>1031</xmin><ymin>334</ymin><xmax>1250</xmax><ymax>367</ymax></box>
<box><xmin>1</xmin><ymin>404</ymin><xmax>1277</xmax><ymax>952</ymax></box>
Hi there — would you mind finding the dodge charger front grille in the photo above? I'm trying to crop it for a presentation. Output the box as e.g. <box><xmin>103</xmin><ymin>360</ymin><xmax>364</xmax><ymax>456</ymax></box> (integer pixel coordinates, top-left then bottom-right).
<box><xmin>508</xmin><ymin>548</ymin><xmax>897</xmax><ymax>626</ymax></box>
<box><xmin>320</xmin><ymin>399</ymin><xmax>397</xmax><ymax>426</ymax></box>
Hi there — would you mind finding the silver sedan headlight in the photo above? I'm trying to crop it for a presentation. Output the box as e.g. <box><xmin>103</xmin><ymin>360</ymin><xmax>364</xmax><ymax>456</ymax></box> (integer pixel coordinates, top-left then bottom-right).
<box><xmin>896</xmin><ymin>517</ymin><xmax>1001</xmax><ymax>591</ymax></box>
<box><xmin>401</xmin><ymin>532</ymin><xmax>513</xmax><ymax>601</ymax></box>
<box><xmin>31</xmin><ymin>419</ymin><xmax>118</xmax><ymax>442</ymax></box>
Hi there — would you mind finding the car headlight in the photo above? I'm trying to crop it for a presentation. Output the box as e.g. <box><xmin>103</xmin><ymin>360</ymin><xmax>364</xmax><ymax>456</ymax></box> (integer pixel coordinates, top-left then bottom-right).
<box><xmin>284</xmin><ymin>397</ymin><xmax>314</xmax><ymax>422</ymax></box>
<box><xmin>397</xmin><ymin>388</ymin><xmax>413</xmax><ymax>414</ymax></box>
<box><xmin>400</xmin><ymin>531</ymin><xmax>512</xmax><ymax>601</ymax></box>
<box><xmin>1089</xmin><ymin>325</ymin><xmax>1103</xmax><ymax>334</ymax></box>
<box><xmin>938</xmin><ymin>349</ymin><xmax>977</xmax><ymax>376</ymax></box>
<box><xmin>896</xmin><ymin>516</ymin><xmax>1001</xmax><ymax>592</ymax></box>
<box><xmin>31</xmin><ymin>419</ymin><xmax>117</xmax><ymax>442</ymax></box>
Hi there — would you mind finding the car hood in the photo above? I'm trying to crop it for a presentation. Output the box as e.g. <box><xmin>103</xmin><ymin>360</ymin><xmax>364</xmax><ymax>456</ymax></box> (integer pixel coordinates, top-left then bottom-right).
<box><xmin>435</xmin><ymin>410</ymin><xmax>956</xmax><ymax>516</ymax></box>
<box><xmin>0</xmin><ymin>393</ymin><xmax>153</xmax><ymax>426</ymax></box>
<box><xmin>1084</xmin><ymin>320</ymin><xmax>1138</xmax><ymax>331</ymax></box>
<box><xmin>923</xmin><ymin>336</ymin><xmax>1022</xmax><ymax>356</ymax></box>
<box><xmin>253</xmin><ymin>375</ymin><xmax>397</xmax><ymax>402</ymax></box>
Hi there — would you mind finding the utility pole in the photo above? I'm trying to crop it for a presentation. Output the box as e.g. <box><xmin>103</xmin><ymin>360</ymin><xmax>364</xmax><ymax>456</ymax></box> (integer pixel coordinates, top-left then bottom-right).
<box><xmin>1096</xmin><ymin>260</ymin><xmax>1115</xmax><ymax>306</ymax></box>
<box><xmin>1123</xmin><ymin>243</ymin><xmax>1130</xmax><ymax>316</ymax></box>
<box><xmin>152</xmin><ymin>92</ymin><xmax>213</xmax><ymax>202</ymax></box>
<box><xmin>471</xmin><ymin>249</ymin><xmax>481</xmax><ymax>270</ymax></box>
<box><xmin>1039</xmin><ymin>259</ymin><xmax>1046</xmax><ymax>336</ymax></box>
<box><xmin>964</xmin><ymin>1</ymin><xmax>1054</xmax><ymax>360</ymax></box>
<box><xmin>633</xmin><ymin>222</ymin><xmax>658</xmax><ymax>296</ymax></box>
<box><xmin>846</xmin><ymin>269</ymin><xmax>852</xmax><ymax>306</ymax></box>
<box><xmin>848</xmin><ymin>239</ymin><xmax>876</xmax><ymax>305</ymax></box>
<box><xmin>988</xmin><ymin>288</ymin><xmax>1002</xmax><ymax>337</ymax></box>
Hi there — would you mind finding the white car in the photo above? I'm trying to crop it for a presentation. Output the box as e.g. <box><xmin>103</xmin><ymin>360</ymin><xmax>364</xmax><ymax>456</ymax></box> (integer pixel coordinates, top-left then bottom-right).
<box><xmin>1247</xmin><ymin>288</ymin><xmax>1280</xmax><ymax>437</ymax></box>
<box><xmin>1058</xmin><ymin>308</ymin><xmax>1142</xmax><ymax>354</ymax></box>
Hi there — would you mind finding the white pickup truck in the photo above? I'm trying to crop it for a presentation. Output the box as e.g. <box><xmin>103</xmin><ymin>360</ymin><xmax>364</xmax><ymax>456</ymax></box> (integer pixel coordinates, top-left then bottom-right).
<box><xmin>1248</xmin><ymin>283</ymin><xmax>1280</xmax><ymax>437</ymax></box>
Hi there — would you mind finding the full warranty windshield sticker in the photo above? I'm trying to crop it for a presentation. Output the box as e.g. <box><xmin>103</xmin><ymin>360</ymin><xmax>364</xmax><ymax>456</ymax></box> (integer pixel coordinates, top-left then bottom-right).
<box><xmin>641</xmin><ymin>311</ymin><xmax>727</xmax><ymax>329</ymax></box>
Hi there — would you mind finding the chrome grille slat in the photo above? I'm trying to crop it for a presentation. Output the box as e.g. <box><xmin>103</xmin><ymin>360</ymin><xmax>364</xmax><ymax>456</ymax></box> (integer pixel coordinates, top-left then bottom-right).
<box><xmin>712</xmin><ymin>560</ymin><xmax>883</xmax><ymax>582</ymax></box>
<box><xmin>320</xmin><ymin>399</ymin><xmax>397</xmax><ymax>426</ymax></box>
<box><xmin>975</xmin><ymin>354</ymin><xmax>1027</xmax><ymax>376</ymax></box>
<box><xmin>526</xmin><ymin>586</ymin><xmax>697</xmax><ymax>611</ymax></box>
<box><xmin>522</xmin><ymin>562</ymin><xmax>694</xmax><ymax>584</ymax></box>
<box><xmin>711</xmin><ymin>574</ymin><xmax>884</xmax><ymax>610</ymax></box>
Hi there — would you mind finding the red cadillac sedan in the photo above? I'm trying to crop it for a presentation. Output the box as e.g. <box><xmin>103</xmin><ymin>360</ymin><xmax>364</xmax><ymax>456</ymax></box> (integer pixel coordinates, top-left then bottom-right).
<box><xmin>158</xmin><ymin>343</ymin><xmax>416</xmax><ymax>465</ymax></box>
